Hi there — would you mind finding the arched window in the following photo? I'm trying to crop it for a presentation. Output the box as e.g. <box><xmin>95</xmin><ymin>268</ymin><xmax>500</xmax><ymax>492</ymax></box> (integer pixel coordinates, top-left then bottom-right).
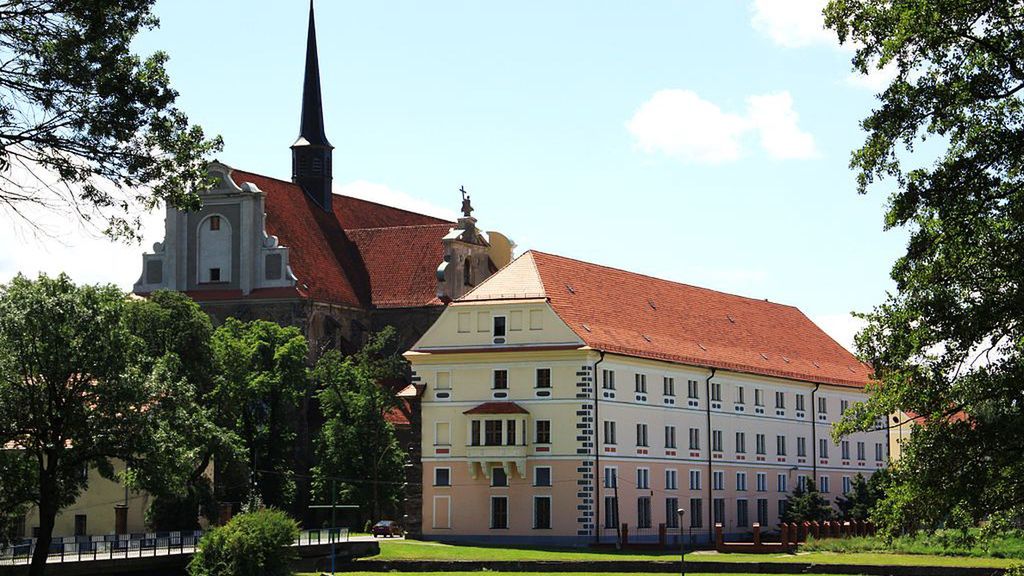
<box><xmin>463</xmin><ymin>257</ymin><xmax>473</xmax><ymax>287</ymax></box>
<box><xmin>198</xmin><ymin>214</ymin><xmax>232</xmax><ymax>284</ymax></box>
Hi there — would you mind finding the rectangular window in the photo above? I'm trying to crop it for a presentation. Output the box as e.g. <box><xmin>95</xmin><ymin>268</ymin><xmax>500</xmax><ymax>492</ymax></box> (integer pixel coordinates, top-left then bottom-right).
<box><xmin>636</xmin><ymin>423</ymin><xmax>648</xmax><ymax>447</ymax></box>
<box><xmin>665</xmin><ymin>425</ymin><xmax>677</xmax><ymax>449</ymax></box>
<box><xmin>843</xmin><ymin>476</ymin><xmax>852</xmax><ymax>494</ymax></box>
<box><xmin>491</xmin><ymin>496</ymin><xmax>509</xmax><ymax>529</ymax></box>
<box><xmin>687</xmin><ymin>379</ymin><xmax>699</xmax><ymax>399</ymax></box>
<box><xmin>604</xmin><ymin>421</ymin><xmax>617</xmax><ymax>445</ymax></box>
<box><xmin>857</xmin><ymin>441</ymin><xmax>865</xmax><ymax>461</ymax></box>
<box><xmin>471</xmin><ymin>420</ymin><xmax>481</xmax><ymax>446</ymax></box>
<box><xmin>756</xmin><ymin>433</ymin><xmax>766</xmax><ymax>455</ymax></box>
<box><xmin>506</xmin><ymin>420</ymin><xmax>517</xmax><ymax>446</ymax></box>
<box><xmin>534</xmin><ymin>496</ymin><xmax>551</xmax><ymax>529</ymax></box>
<box><xmin>492</xmin><ymin>467</ymin><xmax>508</xmax><ymax>487</ymax></box>
<box><xmin>663</xmin><ymin>376</ymin><xmax>675</xmax><ymax>396</ymax></box>
<box><xmin>434</xmin><ymin>467</ymin><xmax>451</xmax><ymax>486</ymax></box>
<box><xmin>535</xmin><ymin>420</ymin><xmax>551</xmax><ymax>444</ymax></box>
<box><xmin>776</xmin><ymin>435</ymin><xmax>787</xmax><ymax>456</ymax></box>
<box><xmin>757</xmin><ymin>498</ymin><xmax>768</xmax><ymax>526</ymax></box>
<box><xmin>841</xmin><ymin>440</ymin><xmax>850</xmax><ymax>460</ymax></box>
<box><xmin>737</xmin><ymin>499</ymin><xmax>749</xmax><ymax>527</ymax></box>
<box><xmin>736</xmin><ymin>472</ymin><xmax>747</xmax><ymax>492</ymax></box>
<box><xmin>434</xmin><ymin>421</ymin><xmax>451</xmax><ymax>445</ymax></box>
<box><xmin>819</xmin><ymin>438</ymin><xmax>830</xmax><ymax>459</ymax></box>
<box><xmin>635</xmin><ymin>373</ymin><xmax>647</xmax><ymax>393</ymax></box>
<box><xmin>777</xmin><ymin>473</ymin><xmax>788</xmax><ymax>493</ymax></box>
<box><xmin>841</xmin><ymin>399</ymin><xmax>850</xmax><ymax>413</ymax></box>
<box><xmin>602</xmin><ymin>369</ymin><xmax>616</xmax><ymax>390</ymax></box>
<box><xmin>529</xmin><ymin>309</ymin><xmax>543</xmax><ymax>330</ymax></box>
<box><xmin>713</xmin><ymin>498</ymin><xmax>725</xmax><ymax>525</ymax></box>
<box><xmin>796</xmin><ymin>394</ymin><xmax>806</xmax><ymax>412</ymax></box>
<box><xmin>209</xmin><ymin>215</ymin><xmax>221</xmax><ymax>231</ymax></box>
<box><xmin>797</xmin><ymin>437</ymin><xmax>807</xmax><ymax>457</ymax></box>
<box><xmin>818</xmin><ymin>396</ymin><xmax>827</xmax><ymax>414</ymax></box>
<box><xmin>736</xmin><ymin>385</ymin><xmax>745</xmax><ymax>404</ymax></box>
<box><xmin>689</xmin><ymin>428</ymin><xmax>700</xmax><ymax>450</ymax></box>
<box><xmin>604</xmin><ymin>496</ymin><xmax>619</xmax><ymax>528</ymax></box>
<box><xmin>712</xmin><ymin>429</ymin><xmax>723</xmax><ymax>452</ymax></box>
<box><xmin>775</xmin><ymin>391</ymin><xmax>785</xmax><ymax>409</ymax></box>
<box><xmin>493</xmin><ymin>370</ymin><xmax>508</xmax><ymax>390</ymax></box>
<box><xmin>712</xmin><ymin>382</ymin><xmax>722</xmax><ymax>402</ymax></box>
<box><xmin>666</xmin><ymin>497</ymin><xmax>680</xmax><ymax>528</ymax></box>
<box><xmin>875</xmin><ymin>442</ymin><xmax>884</xmax><ymax>461</ymax></box>
<box><xmin>637</xmin><ymin>496</ymin><xmax>652</xmax><ymax>528</ymax></box>
<box><xmin>689</xmin><ymin>498</ymin><xmax>703</xmax><ymax>528</ymax></box>
<box><xmin>779</xmin><ymin>500</ymin><xmax>788</xmax><ymax>520</ymax></box>
<box><xmin>756</xmin><ymin>472</ymin><xmax>767</xmax><ymax>492</ymax></box>
<box><xmin>485</xmin><ymin>420</ymin><xmax>502</xmax><ymax>446</ymax></box>
<box><xmin>535</xmin><ymin>368</ymin><xmax>551</xmax><ymax>388</ymax></box>
<box><xmin>689</xmin><ymin>469</ymin><xmax>701</xmax><ymax>490</ymax></box>
<box><xmin>713</xmin><ymin>470</ymin><xmax>724</xmax><ymax>491</ymax></box>
<box><xmin>736</xmin><ymin>432</ymin><xmax>746</xmax><ymax>454</ymax></box>
<box><xmin>493</xmin><ymin>316</ymin><xmax>507</xmax><ymax>338</ymax></box>
<box><xmin>636</xmin><ymin>468</ymin><xmax>650</xmax><ymax>489</ymax></box>
<box><xmin>666</xmin><ymin>469</ymin><xmax>678</xmax><ymax>490</ymax></box>
<box><xmin>820</xmin><ymin>476</ymin><xmax>831</xmax><ymax>493</ymax></box>
<box><xmin>798</xmin><ymin>475</ymin><xmax>808</xmax><ymax>491</ymax></box>
<box><xmin>209</xmin><ymin>268</ymin><xmax>221</xmax><ymax>282</ymax></box>
<box><xmin>74</xmin><ymin>515</ymin><xmax>87</xmax><ymax>537</ymax></box>
<box><xmin>755</xmin><ymin>388</ymin><xmax>764</xmax><ymax>406</ymax></box>
<box><xmin>604</xmin><ymin>466</ymin><xmax>617</xmax><ymax>488</ymax></box>
<box><xmin>534</xmin><ymin>466</ymin><xmax>551</xmax><ymax>487</ymax></box>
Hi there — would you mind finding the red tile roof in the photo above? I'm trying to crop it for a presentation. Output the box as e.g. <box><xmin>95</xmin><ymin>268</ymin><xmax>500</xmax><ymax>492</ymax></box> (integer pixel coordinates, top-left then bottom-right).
<box><xmin>527</xmin><ymin>251</ymin><xmax>873</xmax><ymax>389</ymax></box>
<box><xmin>463</xmin><ymin>402</ymin><xmax>531</xmax><ymax>415</ymax></box>
<box><xmin>227</xmin><ymin>169</ymin><xmax>454</xmax><ymax>309</ymax></box>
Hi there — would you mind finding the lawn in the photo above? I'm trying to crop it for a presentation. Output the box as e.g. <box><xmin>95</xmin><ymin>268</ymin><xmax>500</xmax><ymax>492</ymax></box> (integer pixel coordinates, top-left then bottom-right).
<box><xmin>358</xmin><ymin>539</ymin><xmax>1017</xmax><ymax>568</ymax></box>
<box><xmin>312</xmin><ymin>573</ymin><xmax>851</xmax><ymax>576</ymax></box>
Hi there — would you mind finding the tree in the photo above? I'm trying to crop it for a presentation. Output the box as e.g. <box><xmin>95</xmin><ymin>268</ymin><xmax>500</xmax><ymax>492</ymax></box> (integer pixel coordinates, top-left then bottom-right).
<box><xmin>781</xmin><ymin>479</ymin><xmax>835</xmax><ymax>524</ymax></box>
<box><xmin>824</xmin><ymin>0</ymin><xmax>1024</xmax><ymax>532</ymax></box>
<box><xmin>837</xmin><ymin>471</ymin><xmax>888</xmax><ymax>521</ymax></box>
<box><xmin>188</xmin><ymin>508</ymin><xmax>299</xmax><ymax>576</ymax></box>
<box><xmin>123</xmin><ymin>291</ymin><xmax>240</xmax><ymax>530</ymax></box>
<box><xmin>0</xmin><ymin>1</ymin><xmax>222</xmax><ymax>240</ymax></box>
<box><xmin>210</xmin><ymin>319</ymin><xmax>307</xmax><ymax>512</ymax></box>
<box><xmin>0</xmin><ymin>275</ymin><xmax>211</xmax><ymax>576</ymax></box>
<box><xmin>312</xmin><ymin>327</ymin><xmax>406</xmax><ymax>524</ymax></box>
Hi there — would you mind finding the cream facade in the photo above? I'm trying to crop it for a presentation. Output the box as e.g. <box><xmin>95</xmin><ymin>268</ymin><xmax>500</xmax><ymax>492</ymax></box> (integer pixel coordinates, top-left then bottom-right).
<box><xmin>407</xmin><ymin>252</ymin><xmax>888</xmax><ymax>545</ymax></box>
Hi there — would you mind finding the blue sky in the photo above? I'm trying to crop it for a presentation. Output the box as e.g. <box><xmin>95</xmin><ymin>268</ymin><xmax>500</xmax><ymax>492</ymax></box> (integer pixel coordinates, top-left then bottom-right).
<box><xmin>0</xmin><ymin>0</ymin><xmax>909</xmax><ymax>351</ymax></box>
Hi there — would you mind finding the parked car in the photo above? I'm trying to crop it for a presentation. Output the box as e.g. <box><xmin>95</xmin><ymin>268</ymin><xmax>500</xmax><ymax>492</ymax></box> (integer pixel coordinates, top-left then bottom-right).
<box><xmin>371</xmin><ymin>520</ymin><xmax>403</xmax><ymax>538</ymax></box>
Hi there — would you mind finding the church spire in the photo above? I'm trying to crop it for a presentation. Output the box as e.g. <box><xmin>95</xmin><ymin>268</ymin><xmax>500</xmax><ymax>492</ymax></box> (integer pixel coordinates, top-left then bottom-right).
<box><xmin>291</xmin><ymin>0</ymin><xmax>334</xmax><ymax>211</ymax></box>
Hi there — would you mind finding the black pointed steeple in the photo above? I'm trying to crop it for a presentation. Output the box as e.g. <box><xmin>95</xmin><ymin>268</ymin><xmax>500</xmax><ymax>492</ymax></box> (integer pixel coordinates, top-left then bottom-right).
<box><xmin>291</xmin><ymin>0</ymin><xmax>334</xmax><ymax>211</ymax></box>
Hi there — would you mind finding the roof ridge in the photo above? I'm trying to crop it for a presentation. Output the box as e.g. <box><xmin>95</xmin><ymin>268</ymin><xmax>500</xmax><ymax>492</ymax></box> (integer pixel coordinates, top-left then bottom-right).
<box><xmin>229</xmin><ymin>167</ymin><xmax>452</xmax><ymax>224</ymax></box>
<box><xmin>527</xmin><ymin>249</ymin><xmax>800</xmax><ymax>310</ymax></box>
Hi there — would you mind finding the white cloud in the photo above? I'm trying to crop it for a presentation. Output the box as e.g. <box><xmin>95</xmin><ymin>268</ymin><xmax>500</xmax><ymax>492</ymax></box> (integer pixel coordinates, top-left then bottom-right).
<box><xmin>812</xmin><ymin>312</ymin><xmax>867</xmax><ymax>354</ymax></box>
<box><xmin>627</xmin><ymin>89</ymin><xmax>817</xmax><ymax>163</ymax></box>
<box><xmin>334</xmin><ymin>180</ymin><xmax>457</xmax><ymax>221</ymax></box>
<box><xmin>626</xmin><ymin>90</ymin><xmax>747</xmax><ymax>164</ymax></box>
<box><xmin>750</xmin><ymin>0</ymin><xmax>833</xmax><ymax>49</ymax></box>
<box><xmin>746</xmin><ymin>92</ymin><xmax>818</xmax><ymax>159</ymax></box>
<box><xmin>844</xmin><ymin>60</ymin><xmax>899</xmax><ymax>90</ymax></box>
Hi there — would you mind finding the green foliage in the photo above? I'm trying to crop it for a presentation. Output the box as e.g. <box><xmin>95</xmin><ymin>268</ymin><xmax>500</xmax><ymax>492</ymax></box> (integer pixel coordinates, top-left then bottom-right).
<box><xmin>211</xmin><ymin>318</ymin><xmax>307</xmax><ymax>510</ymax></box>
<box><xmin>0</xmin><ymin>0</ymin><xmax>222</xmax><ymax>240</ymax></box>
<box><xmin>0</xmin><ymin>274</ymin><xmax>216</xmax><ymax>573</ymax></box>
<box><xmin>313</xmin><ymin>327</ymin><xmax>406</xmax><ymax>523</ymax></box>
<box><xmin>837</xmin><ymin>471</ymin><xmax>888</xmax><ymax>521</ymax></box>
<box><xmin>188</xmin><ymin>508</ymin><xmax>299</xmax><ymax>576</ymax></box>
<box><xmin>781</xmin><ymin>479</ymin><xmax>835</xmax><ymax>523</ymax></box>
<box><xmin>823</xmin><ymin>0</ymin><xmax>1024</xmax><ymax>533</ymax></box>
<box><xmin>802</xmin><ymin>528</ymin><xmax>1024</xmax><ymax>560</ymax></box>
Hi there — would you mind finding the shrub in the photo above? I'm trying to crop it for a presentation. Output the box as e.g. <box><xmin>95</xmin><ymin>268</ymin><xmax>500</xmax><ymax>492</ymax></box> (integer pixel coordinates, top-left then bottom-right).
<box><xmin>188</xmin><ymin>508</ymin><xmax>300</xmax><ymax>576</ymax></box>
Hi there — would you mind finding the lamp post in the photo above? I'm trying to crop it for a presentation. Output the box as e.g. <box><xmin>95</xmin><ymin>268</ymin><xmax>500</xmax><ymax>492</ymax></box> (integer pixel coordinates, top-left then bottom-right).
<box><xmin>676</xmin><ymin>508</ymin><xmax>686</xmax><ymax>576</ymax></box>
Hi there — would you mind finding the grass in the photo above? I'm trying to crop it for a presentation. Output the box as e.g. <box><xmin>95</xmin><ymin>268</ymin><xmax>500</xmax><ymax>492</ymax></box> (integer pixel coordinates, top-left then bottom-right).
<box><xmin>802</xmin><ymin>530</ymin><xmax>1024</xmax><ymax>560</ymax></box>
<box><xmin>306</xmin><ymin>573</ymin><xmax>855</xmax><ymax>576</ymax></box>
<box><xmin>356</xmin><ymin>539</ymin><xmax>1017</xmax><ymax>568</ymax></box>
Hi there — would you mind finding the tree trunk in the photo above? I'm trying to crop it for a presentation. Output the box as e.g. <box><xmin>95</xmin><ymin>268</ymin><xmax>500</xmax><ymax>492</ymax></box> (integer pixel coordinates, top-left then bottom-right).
<box><xmin>29</xmin><ymin>474</ymin><xmax>58</xmax><ymax>576</ymax></box>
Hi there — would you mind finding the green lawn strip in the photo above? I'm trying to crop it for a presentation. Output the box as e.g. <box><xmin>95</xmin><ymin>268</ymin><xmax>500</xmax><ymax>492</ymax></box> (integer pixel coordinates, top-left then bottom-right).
<box><xmin>306</xmin><ymin>573</ymin><xmax>851</xmax><ymax>576</ymax></box>
<box><xmin>363</xmin><ymin>540</ymin><xmax>1015</xmax><ymax>568</ymax></box>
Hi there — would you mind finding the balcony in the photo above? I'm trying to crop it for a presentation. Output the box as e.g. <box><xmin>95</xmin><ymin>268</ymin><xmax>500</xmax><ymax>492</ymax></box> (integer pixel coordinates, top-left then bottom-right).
<box><xmin>467</xmin><ymin>444</ymin><xmax>528</xmax><ymax>479</ymax></box>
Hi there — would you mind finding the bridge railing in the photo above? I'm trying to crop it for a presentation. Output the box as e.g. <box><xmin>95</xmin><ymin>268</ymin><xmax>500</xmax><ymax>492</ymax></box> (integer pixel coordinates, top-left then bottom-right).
<box><xmin>0</xmin><ymin>528</ymin><xmax>349</xmax><ymax>565</ymax></box>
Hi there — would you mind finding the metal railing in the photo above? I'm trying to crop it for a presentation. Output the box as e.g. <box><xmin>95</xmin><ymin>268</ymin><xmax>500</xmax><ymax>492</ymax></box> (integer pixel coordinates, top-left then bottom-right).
<box><xmin>0</xmin><ymin>528</ymin><xmax>349</xmax><ymax>565</ymax></box>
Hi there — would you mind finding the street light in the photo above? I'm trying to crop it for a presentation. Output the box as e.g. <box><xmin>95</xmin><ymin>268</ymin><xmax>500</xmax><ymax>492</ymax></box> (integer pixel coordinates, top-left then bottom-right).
<box><xmin>676</xmin><ymin>508</ymin><xmax>686</xmax><ymax>576</ymax></box>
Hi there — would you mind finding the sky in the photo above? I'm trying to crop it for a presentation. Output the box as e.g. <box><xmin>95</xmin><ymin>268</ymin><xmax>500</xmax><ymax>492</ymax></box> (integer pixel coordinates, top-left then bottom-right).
<box><xmin>0</xmin><ymin>0</ymin><xmax>910</xmax><ymax>352</ymax></box>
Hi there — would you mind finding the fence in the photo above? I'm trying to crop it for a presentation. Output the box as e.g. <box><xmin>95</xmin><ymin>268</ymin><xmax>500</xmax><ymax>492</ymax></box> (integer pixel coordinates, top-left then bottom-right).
<box><xmin>0</xmin><ymin>528</ymin><xmax>349</xmax><ymax>565</ymax></box>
